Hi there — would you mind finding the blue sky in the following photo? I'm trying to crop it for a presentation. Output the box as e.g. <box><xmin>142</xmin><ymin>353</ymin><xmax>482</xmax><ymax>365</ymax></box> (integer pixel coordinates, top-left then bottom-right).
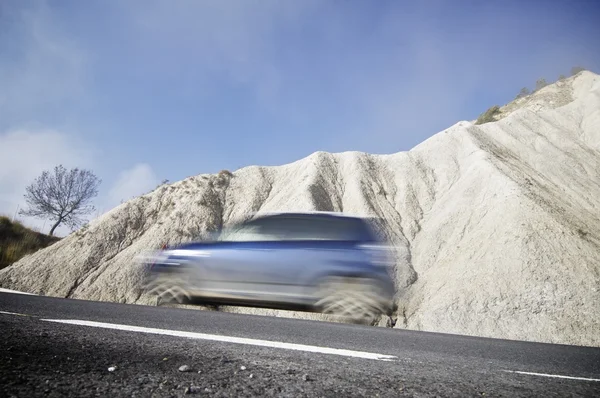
<box><xmin>1</xmin><ymin>0</ymin><xmax>599</xmax><ymax>234</ymax></box>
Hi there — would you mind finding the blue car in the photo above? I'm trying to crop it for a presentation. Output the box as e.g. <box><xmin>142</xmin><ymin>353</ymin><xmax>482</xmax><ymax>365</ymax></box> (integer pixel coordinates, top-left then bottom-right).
<box><xmin>142</xmin><ymin>212</ymin><xmax>396</xmax><ymax>322</ymax></box>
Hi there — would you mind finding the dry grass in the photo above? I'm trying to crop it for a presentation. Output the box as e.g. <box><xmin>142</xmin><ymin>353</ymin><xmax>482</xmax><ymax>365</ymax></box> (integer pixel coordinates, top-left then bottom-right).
<box><xmin>218</xmin><ymin>169</ymin><xmax>233</xmax><ymax>178</ymax></box>
<box><xmin>0</xmin><ymin>216</ymin><xmax>60</xmax><ymax>270</ymax></box>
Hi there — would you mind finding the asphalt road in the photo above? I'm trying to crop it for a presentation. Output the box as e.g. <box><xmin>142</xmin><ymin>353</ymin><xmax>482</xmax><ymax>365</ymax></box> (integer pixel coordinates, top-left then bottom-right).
<box><xmin>1</xmin><ymin>291</ymin><xmax>599</xmax><ymax>397</ymax></box>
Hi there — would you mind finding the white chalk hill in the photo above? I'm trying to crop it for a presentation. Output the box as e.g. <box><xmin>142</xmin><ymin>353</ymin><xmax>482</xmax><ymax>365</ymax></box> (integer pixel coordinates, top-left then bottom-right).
<box><xmin>2</xmin><ymin>72</ymin><xmax>599</xmax><ymax>347</ymax></box>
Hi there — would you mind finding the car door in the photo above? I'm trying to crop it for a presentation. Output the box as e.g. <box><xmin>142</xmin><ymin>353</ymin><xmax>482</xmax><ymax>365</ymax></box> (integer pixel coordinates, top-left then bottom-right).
<box><xmin>223</xmin><ymin>216</ymin><xmax>307</xmax><ymax>300</ymax></box>
<box><xmin>240</xmin><ymin>215</ymin><xmax>351</xmax><ymax>299</ymax></box>
<box><xmin>200</xmin><ymin>217</ymin><xmax>292</xmax><ymax>300</ymax></box>
<box><xmin>238</xmin><ymin>216</ymin><xmax>307</xmax><ymax>298</ymax></box>
<box><xmin>273</xmin><ymin>216</ymin><xmax>370</xmax><ymax>292</ymax></box>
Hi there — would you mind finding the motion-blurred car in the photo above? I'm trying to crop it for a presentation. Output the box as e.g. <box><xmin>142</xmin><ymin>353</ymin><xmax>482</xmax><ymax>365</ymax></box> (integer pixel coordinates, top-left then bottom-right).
<box><xmin>141</xmin><ymin>212</ymin><xmax>396</xmax><ymax>322</ymax></box>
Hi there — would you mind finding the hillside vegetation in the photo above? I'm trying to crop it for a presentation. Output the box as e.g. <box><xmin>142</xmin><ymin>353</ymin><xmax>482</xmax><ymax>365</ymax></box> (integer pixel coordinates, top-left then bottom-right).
<box><xmin>0</xmin><ymin>216</ymin><xmax>60</xmax><ymax>270</ymax></box>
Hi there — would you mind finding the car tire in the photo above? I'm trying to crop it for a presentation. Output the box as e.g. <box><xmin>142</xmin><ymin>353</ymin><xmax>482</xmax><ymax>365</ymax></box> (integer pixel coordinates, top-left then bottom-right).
<box><xmin>314</xmin><ymin>276</ymin><xmax>388</xmax><ymax>323</ymax></box>
<box><xmin>144</xmin><ymin>274</ymin><xmax>192</xmax><ymax>305</ymax></box>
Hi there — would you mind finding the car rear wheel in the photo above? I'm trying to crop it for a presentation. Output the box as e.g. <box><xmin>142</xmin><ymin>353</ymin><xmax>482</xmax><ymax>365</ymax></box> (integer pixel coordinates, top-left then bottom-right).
<box><xmin>314</xmin><ymin>276</ymin><xmax>388</xmax><ymax>323</ymax></box>
<box><xmin>144</xmin><ymin>274</ymin><xmax>192</xmax><ymax>305</ymax></box>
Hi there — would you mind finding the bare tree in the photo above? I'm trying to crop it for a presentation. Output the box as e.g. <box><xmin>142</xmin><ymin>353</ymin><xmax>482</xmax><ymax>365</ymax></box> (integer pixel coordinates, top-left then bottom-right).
<box><xmin>19</xmin><ymin>165</ymin><xmax>101</xmax><ymax>236</ymax></box>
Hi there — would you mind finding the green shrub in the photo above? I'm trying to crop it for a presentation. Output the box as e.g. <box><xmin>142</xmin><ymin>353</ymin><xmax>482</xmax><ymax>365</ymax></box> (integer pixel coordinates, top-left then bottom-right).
<box><xmin>475</xmin><ymin>105</ymin><xmax>501</xmax><ymax>125</ymax></box>
<box><xmin>534</xmin><ymin>78</ymin><xmax>548</xmax><ymax>92</ymax></box>
<box><xmin>570</xmin><ymin>66</ymin><xmax>586</xmax><ymax>76</ymax></box>
<box><xmin>515</xmin><ymin>87</ymin><xmax>530</xmax><ymax>99</ymax></box>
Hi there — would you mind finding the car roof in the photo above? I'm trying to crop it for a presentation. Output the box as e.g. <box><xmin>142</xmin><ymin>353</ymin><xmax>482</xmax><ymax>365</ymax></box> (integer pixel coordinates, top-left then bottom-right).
<box><xmin>252</xmin><ymin>211</ymin><xmax>364</xmax><ymax>221</ymax></box>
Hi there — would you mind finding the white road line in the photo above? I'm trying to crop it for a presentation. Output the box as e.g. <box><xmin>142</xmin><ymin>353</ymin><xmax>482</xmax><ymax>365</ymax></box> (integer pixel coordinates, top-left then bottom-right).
<box><xmin>503</xmin><ymin>370</ymin><xmax>600</xmax><ymax>382</ymax></box>
<box><xmin>0</xmin><ymin>288</ymin><xmax>36</xmax><ymax>295</ymax></box>
<box><xmin>0</xmin><ymin>310</ymin><xmax>30</xmax><ymax>316</ymax></box>
<box><xmin>41</xmin><ymin>319</ymin><xmax>398</xmax><ymax>361</ymax></box>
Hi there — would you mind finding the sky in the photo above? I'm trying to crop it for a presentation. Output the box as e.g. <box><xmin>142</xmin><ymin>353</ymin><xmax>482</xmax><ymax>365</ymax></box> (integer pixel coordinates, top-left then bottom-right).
<box><xmin>1</xmin><ymin>0</ymin><xmax>599</xmax><ymax>236</ymax></box>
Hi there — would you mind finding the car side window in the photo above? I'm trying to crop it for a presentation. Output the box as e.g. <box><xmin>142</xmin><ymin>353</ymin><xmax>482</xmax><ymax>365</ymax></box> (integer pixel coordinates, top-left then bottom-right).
<box><xmin>218</xmin><ymin>222</ymin><xmax>260</xmax><ymax>242</ymax></box>
<box><xmin>224</xmin><ymin>217</ymin><xmax>320</xmax><ymax>241</ymax></box>
<box><xmin>271</xmin><ymin>217</ymin><xmax>362</xmax><ymax>241</ymax></box>
<box><xmin>218</xmin><ymin>218</ymin><xmax>280</xmax><ymax>241</ymax></box>
<box><xmin>218</xmin><ymin>216</ymin><xmax>367</xmax><ymax>242</ymax></box>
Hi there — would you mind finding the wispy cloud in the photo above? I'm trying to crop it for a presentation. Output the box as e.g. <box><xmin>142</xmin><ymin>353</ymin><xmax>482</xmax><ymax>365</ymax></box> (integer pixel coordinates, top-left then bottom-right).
<box><xmin>120</xmin><ymin>0</ymin><xmax>320</xmax><ymax>110</ymax></box>
<box><xmin>108</xmin><ymin>163</ymin><xmax>159</xmax><ymax>208</ymax></box>
<box><xmin>0</xmin><ymin>128</ymin><xmax>159</xmax><ymax>235</ymax></box>
<box><xmin>115</xmin><ymin>1</ymin><xmax>506</xmax><ymax>150</ymax></box>
<box><xmin>0</xmin><ymin>1</ymin><xmax>88</xmax><ymax>128</ymax></box>
<box><xmin>0</xmin><ymin>0</ymin><xmax>597</xmax><ymax>233</ymax></box>
<box><xmin>0</xmin><ymin>1</ymin><xmax>94</xmax><ymax>235</ymax></box>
